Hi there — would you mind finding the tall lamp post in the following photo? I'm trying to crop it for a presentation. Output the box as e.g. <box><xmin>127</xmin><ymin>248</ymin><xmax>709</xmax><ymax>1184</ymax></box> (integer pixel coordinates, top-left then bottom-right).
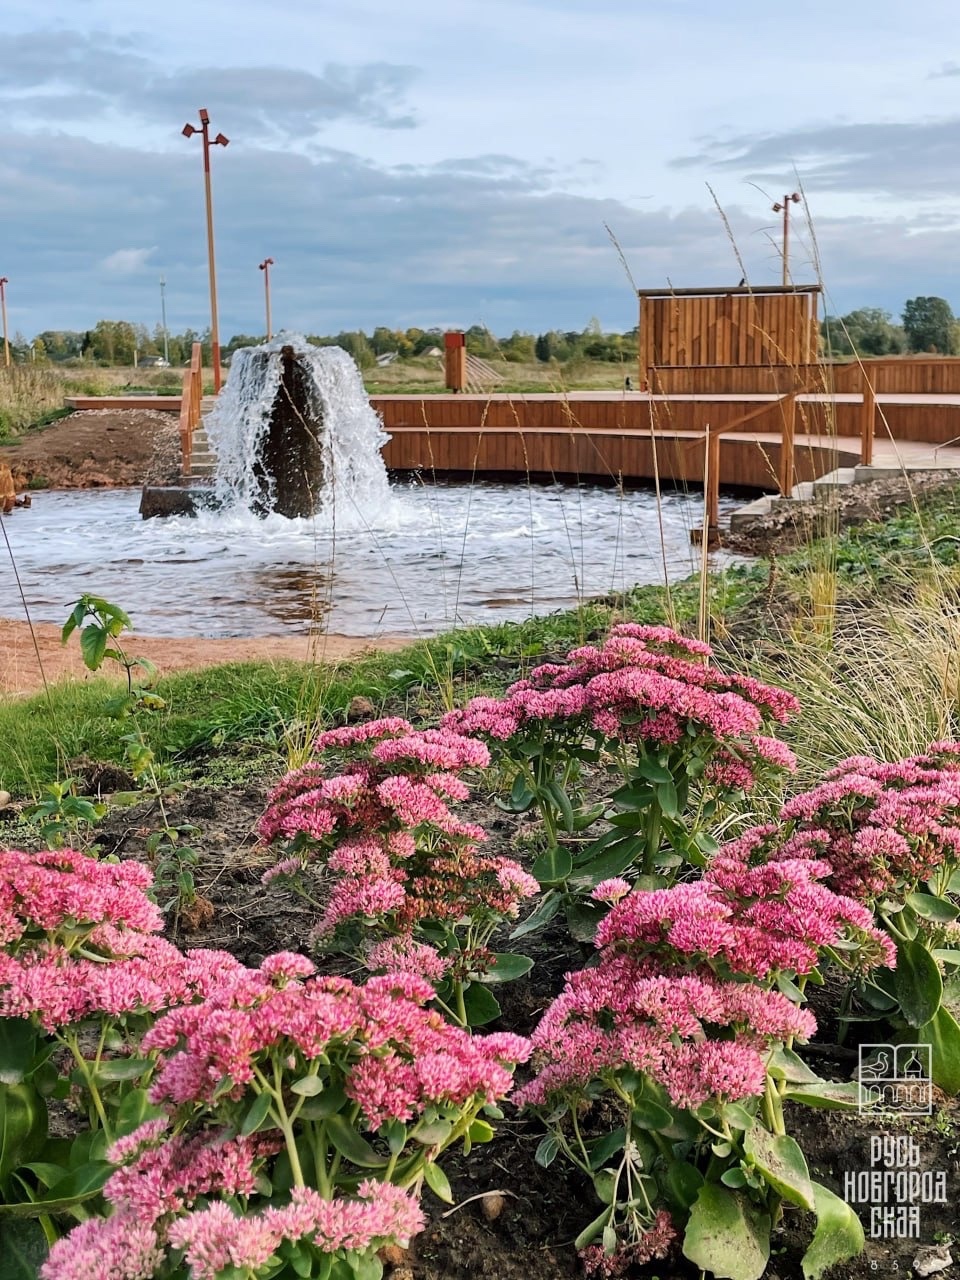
<box><xmin>182</xmin><ymin>108</ymin><xmax>229</xmax><ymax>392</ymax></box>
<box><xmin>159</xmin><ymin>275</ymin><xmax>170</xmax><ymax>365</ymax></box>
<box><xmin>258</xmin><ymin>258</ymin><xmax>274</xmax><ymax>341</ymax></box>
<box><xmin>0</xmin><ymin>277</ymin><xmax>9</xmax><ymax>369</ymax></box>
<box><xmin>772</xmin><ymin>192</ymin><xmax>801</xmax><ymax>288</ymax></box>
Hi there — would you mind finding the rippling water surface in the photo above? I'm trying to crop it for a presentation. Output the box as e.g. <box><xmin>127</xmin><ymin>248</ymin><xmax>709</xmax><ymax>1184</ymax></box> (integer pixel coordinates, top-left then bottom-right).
<box><xmin>3</xmin><ymin>482</ymin><xmax>735</xmax><ymax>638</ymax></box>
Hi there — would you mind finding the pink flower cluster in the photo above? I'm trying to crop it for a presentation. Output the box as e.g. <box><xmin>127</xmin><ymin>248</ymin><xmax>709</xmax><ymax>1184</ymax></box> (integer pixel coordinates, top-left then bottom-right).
<box><xmin>580</xmin><ymin>1210</ymin><xmax>676</xmax><ymax>1276</ymax></box>
<box><xmin>514</xmin><ymin>957</ymin><xmax>808</xmax><ymax>1109</ymax></box>
<box><xmin>442</xmin><ymin>623</ymin><xmax>798</xmax><ymax>789</ymax></box>
<box><xmin>597</xmin><ymin>853</ymin><xmax>894</xmax><ymax>978</ymax></box>
<box><xmin>40</xmin><ymin>1213</ymin><xmax>163</xmax><ymax>1280</ymax></box>
<box><xmin>41</xmin><ymin>1181</ymin><xmax>424</xmax><ymax>1280</ymax></box>
<box><xmin>0</xmin><ymin>847</ymin><xmax>163</xmax><ymax>946</ymax></box>
<box><xmin>42</xmin><ymin>943</ymin><xmax>528</xmax><ymax>1280</ymax></box>
<box><xmin>141</xmin><ymin>956</ymin><xmax>529</xmax><ymax>1125</ymax></box>
<box><xmin>259</xmin><ymin>719</ymin><xmax>489</xmax><ymax>847</ymax></box>
<box><xmin>165</xmin><ymin>1182</ymin><xmax>423</xmax><ymax>1280</ymax></box>
<box><xmin>772</xmin><ymin>744</ymin><xmax>960</xmax><ymax>901</ymax></box>
<box><xmin>0</xmin><ymin>847</ymin><xmax>241</xmax><ymax>1032</ymax></box>
<box><xmin>105</xmin><ymin>1124</ymin><xmax>282</xmax><ymax>1222</ymax></box>
<box><xmin>517</xmin><ymin>851</ymin><xmax>892</xmax><ymax>1110</ymax></box>
<box><xmin>258</xmin><ymin>718</ymin><xmax>537</xmax><ymax>954</ymax></box>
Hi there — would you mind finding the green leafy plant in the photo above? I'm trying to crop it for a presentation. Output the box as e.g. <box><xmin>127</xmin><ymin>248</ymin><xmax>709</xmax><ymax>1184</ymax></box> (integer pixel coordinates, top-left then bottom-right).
<box><xmin>516</xmin><ymin>851</ymin><xmax>891</xmax><ymax>1280</ymax></box>
<box><xmin>24</xmin><ymin>779</ymin><xmax>105</xmax><ymax>849</ymax></box>
<box><xmin>444</xmin><ymin>624</ymin><xmax>799</xmax><ymax>940</ymax></box>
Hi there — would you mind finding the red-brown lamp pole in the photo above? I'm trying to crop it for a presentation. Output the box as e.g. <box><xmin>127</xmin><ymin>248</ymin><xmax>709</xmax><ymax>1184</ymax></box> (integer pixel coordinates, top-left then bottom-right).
<box><xmin>182</xmin><ymin>109</ymin><xmax>229</xmax><ymax>392</ymax></box>
<box><xmin>258</xmin><ymin>258</ymin><xmax>274</xmax><ymax>341</ymax></box>
<box><xmin>772</xmin><ymin>192</ymin><xmax>801</xmax><ymax>288</ymax></box>
<box><xmin>0</xmin><ymin>278</ymin><xmax>9</xmax><ymax>369</ymax></box>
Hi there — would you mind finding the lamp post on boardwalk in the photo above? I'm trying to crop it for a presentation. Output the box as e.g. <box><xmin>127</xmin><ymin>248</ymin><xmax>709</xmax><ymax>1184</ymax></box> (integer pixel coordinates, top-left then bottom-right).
<box><xmin>258</xmin><ymin>258</ymin><xmax>274</xmax><ymax>341</ymax></box>
<box><xmin>772</xmin><ymin>192</ymin><xmax>801</xmax><ymax>288</ymax></box>
<box><xmin>182</xmin><ymin>108</ymin><xmax>229</xmax><ymax>392</ymax></box>
<box><xmin>0</xmin><ymin>278</ymin><xmax>10</xmax><ymax>368</ymax></box>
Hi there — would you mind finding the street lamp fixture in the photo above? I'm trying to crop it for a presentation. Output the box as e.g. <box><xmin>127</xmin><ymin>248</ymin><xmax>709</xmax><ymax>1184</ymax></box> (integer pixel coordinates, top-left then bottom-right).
<box><xmin>182</xmin><ymin>108</ymin><xmax>229</xmax><ymax>391</ymax></box>
<box><xmin>0</xmin><ymin>277</ymin><xmax>9</xmax><ymax>369</ymax></box>
<box><xmin>771</xmin><ymin>192</ymin><xmax>802</xmax><ymax>288</ymax></box>
<box><xmin>258</xmin><ymin>258</ymin><xmax>275</xmax><ymax>341</ymax></box>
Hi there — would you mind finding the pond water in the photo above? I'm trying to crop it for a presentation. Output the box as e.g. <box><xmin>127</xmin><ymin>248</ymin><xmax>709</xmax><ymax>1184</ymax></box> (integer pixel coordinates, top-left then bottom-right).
<box><xmin>1</xmin><ymin>482</ymin><xmax>736</xmax><ymax>638</ymax></box>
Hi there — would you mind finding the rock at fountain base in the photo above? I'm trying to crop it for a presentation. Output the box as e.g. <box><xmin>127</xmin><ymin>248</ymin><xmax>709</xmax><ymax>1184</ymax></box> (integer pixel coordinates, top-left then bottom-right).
<box><xmin>139</xmin><ymin>484</ymin><xmax>218</xmax><ymax>519</ymax></box>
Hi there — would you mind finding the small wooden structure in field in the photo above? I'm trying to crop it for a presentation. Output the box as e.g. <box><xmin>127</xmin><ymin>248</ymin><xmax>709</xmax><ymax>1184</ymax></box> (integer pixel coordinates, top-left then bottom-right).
<box><xmin>637</xmin><ymin>284</ymin><xmax>822</xmax><ymax>393</ymax></box>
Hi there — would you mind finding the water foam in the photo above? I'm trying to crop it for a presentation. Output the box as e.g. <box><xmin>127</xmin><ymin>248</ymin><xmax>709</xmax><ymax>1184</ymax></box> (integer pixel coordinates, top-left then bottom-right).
<box><xmin>204</xmin><ymin>333</ymin><xmax>394</xmax><ymax>528</ymax></box>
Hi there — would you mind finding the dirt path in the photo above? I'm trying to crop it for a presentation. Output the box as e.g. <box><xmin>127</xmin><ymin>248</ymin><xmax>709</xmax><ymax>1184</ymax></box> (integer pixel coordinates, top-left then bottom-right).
<box><xmin>0</xmin><ymin>618</ymin><xmax>409</xmax><ymax>697</ymax></box>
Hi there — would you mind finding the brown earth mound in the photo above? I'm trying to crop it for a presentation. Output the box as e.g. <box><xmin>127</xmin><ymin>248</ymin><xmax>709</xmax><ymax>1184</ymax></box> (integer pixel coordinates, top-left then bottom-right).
<box><xmin>0</xmin><ymin>408</ymin><xmax>180</xmax><ymax>490</ymax></box>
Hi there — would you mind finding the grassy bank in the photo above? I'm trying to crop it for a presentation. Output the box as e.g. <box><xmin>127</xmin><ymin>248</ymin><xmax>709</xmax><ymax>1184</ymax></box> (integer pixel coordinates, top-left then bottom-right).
<box><xmin>3</xmin><ymin>479</ymin><xmax>960</xmax><ymax>801</ymax></box>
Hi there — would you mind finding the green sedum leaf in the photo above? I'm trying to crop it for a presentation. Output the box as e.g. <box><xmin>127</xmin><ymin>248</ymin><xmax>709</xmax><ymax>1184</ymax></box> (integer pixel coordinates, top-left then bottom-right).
<box><xmin>743</xmin><ymin>1127</ymin><xmax>815</xmax><ymax>1211</ymax></box>
<box><xmin>894</xmin><ymin>937</ymin><xmax>943</xmax><ymax>1028</ymax></box>
<box><xmin>682</xmin><ymin>1184</ymin><xmax>771</xmax><ymax>1280</ymax></box>
<box><xmin>801</xmin><ymin>1181</ymin><xmax>865</xmax><ymax>1279</ymax></box>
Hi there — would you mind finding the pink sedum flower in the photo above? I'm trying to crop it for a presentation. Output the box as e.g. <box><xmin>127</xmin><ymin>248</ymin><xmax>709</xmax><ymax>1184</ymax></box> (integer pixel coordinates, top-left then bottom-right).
<box><xmin>40</xmin><ymin>1213</ymin><xmax>163</xmax><ymax>1280</ymax></box>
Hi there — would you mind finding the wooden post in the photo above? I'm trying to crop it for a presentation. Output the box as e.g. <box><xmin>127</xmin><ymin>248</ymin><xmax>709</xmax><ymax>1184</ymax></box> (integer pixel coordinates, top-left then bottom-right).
<box><xmin>707</xmin><ymin>425</ymin><xmax>720</xmax><ymax>531</ymax></box>
<box><xmin>860</xmin><ymin>369</ymin><xmax>876</xmax><ymax>465</ymax></box>
<box><xmin>444</xmin><ymin>332</ymin><xmax>467</xmax><ymax>392</ymax></box>
<box><xmin>778</xmin><ymin>391</ymin><xmax>797</xmax><ymax>496</ymax></box>
<box><xmin>179</xmin><ymin>373</ymin><xmax>193</xmax><ymax>478</ymax></box>
<box><xmin>638</xmin><ymin>295</ymin><xmax>648</xmax><ymax>390</ymax></box>
<box><xmin>179</xmin><ymin>342</ymin><xmax>204</xmax><ymax>478</ymax></box>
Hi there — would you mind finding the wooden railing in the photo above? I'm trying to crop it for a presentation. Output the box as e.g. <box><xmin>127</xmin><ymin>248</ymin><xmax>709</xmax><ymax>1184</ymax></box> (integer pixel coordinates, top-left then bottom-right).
<box><xmin>694</xmin><ymin>375</ymin><xmax>881</xmax><ymax>533</ymax></box>
<box><xmin>179</xmin><ymin>342</ymin><xmax>203</xmax><ymax>478</ymax></box>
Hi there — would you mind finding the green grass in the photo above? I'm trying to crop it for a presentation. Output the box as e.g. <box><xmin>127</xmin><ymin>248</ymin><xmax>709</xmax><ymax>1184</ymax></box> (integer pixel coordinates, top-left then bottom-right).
<box><xmin>0</xmin><ymin>572</ymin><xmax>752</xmax><ymax>796</ymax></box>
<box><xmin>3</xmin><ymin>479</ymin><xmax>960</xmax><ymax>800</ymax></box>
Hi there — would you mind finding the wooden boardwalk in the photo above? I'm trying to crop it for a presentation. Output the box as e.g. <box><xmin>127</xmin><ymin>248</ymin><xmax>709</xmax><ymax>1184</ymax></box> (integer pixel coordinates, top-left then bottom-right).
<box><xmin>66</xmin><ymin>390</ymin><xmax>960</xmax><ymax>493</ymax></box>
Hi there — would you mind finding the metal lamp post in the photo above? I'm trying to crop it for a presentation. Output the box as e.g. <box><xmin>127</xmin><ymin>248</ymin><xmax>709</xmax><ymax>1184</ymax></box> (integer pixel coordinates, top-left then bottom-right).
<box><xmin>0</xmin><ymin>277</ymin><xmax>9</xmax><ymax>368</ymax></box>
<box><xmin>772</xmin><ymin>192</ymin><xmax>802</xmax><ymax>288</ymax></box>
<box><xmin>159</xmin><ymin>275</ymin><xmax>170</xmax><ymax>365</ymax></box>
<box><xmin>182</xmin><ymin>109</ymin><xmax>229</xmax><ymax>392</ymax></box>
<box><xmin>258</xmin><ymin>258</ymin><xmax>274</xmax><ymax>341</ymax></box>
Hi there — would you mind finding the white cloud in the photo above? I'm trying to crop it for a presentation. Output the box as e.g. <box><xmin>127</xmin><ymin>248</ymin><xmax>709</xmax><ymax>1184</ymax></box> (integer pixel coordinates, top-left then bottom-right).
<box><xmin>100</xmin><ymin>247</ymin><xmax>157</xmax><ymax>274</ymax></box>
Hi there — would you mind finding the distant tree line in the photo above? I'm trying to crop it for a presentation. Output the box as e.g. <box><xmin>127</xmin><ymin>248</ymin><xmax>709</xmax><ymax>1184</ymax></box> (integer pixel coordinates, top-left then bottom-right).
<box><xmin>8</xmin><ymin>297</ymin><xmax>960</xmax><ymax>367</ymax></box>
<box><xmin>820</xmin><ymin>297</ymin><xmax>960</xmax><ymax>357</ymax></box>
<box><xmin>6</xmin><ymin>317</ymin><xmax>640</xmax><ymax>369</ymax></box>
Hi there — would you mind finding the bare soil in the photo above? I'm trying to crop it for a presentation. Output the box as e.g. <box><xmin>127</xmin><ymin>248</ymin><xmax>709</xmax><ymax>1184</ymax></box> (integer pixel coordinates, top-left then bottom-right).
<box><xmin>723</xmin><ymin>470</ymin><xmax>960</xmax><ymax>558</ymax></box>
<box><xmin>0</xmin><ymin>408</ymin><xmax>181</xmax><ymax>490</ymax></box>
<box><xmin>0</xmin><ymin>618</ymin><xmax>408</xmax><ymax>697</ymax></box>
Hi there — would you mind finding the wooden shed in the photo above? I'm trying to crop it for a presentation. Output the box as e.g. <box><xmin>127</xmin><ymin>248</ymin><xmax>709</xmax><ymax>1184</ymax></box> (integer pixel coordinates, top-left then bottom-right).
<box><xmin>638</xmin><ymin>285</ymin><xmax>822</xmax><ymax>393</ymax></box>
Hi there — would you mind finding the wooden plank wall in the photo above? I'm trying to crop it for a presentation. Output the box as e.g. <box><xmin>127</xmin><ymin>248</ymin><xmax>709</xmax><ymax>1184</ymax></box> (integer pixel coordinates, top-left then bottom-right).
<box><xmin>650</xmin><ymin>357</ymin><xmax>960</xmax><ymax>395</ymax></box>
<box><xmin>639</xmin><ymin>293</ymin><xmax>817</xmax><ymax>373</ymax></box>
<box><xmin>372</xmin><ymin>394</ymin><xmax>960</xmax><ymax>449</ymax></box>
<box><xmin>380</xmin><ymin>425</ymin><xmax>855</xmax><ymax>490</ymax></box>
<box><xmin>829</xmin><ymin>359</ymin><xmax>960</xmax><ymax>395</ymax></box>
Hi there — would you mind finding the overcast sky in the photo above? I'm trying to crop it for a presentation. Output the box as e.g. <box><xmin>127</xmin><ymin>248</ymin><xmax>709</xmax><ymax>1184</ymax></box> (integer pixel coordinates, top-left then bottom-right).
<box><xmin>3</xmin><ymin>0</ymin><xmax>960</xmax><ymax>341</ymax></box>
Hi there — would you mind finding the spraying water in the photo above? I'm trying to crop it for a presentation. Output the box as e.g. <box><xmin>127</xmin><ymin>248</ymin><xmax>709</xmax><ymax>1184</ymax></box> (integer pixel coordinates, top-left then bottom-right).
<box><xmin>204</xmin><ymin>333</ymin><xmax>393</xmax><ymax>523</ymax></box>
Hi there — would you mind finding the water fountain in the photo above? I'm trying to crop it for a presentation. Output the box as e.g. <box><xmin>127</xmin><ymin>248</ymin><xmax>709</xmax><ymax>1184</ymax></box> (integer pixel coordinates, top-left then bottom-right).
<box><xmin>23</xmin><ymin>335</ymin><xmax>728</xmax><ymax>639</ymax></box>
<box><xmin>141</xmin><ymin>334</ymin><xmax>392</xmax><ymax>521</ymax></box>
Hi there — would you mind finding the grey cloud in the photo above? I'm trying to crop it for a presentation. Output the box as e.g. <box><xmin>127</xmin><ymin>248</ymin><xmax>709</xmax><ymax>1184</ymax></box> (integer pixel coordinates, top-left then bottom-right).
<box><xmin>1</xmin><ymin>30</ymin><xmax>418</xmax><ymax>138</ymax></box>
<box><xmin>929</xmin><ymin>62</ymin><xmax>960</xmax><ymax>77</ymax></box>
<box><xmin>673</xmin><ymin>119</ymin><xmax>960</xmax><ymax>199</ymax></box>
<box><xmin>5</xmin><ymin>128</ymin><xmax>960</xmax><ymax>341</ymax></box>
